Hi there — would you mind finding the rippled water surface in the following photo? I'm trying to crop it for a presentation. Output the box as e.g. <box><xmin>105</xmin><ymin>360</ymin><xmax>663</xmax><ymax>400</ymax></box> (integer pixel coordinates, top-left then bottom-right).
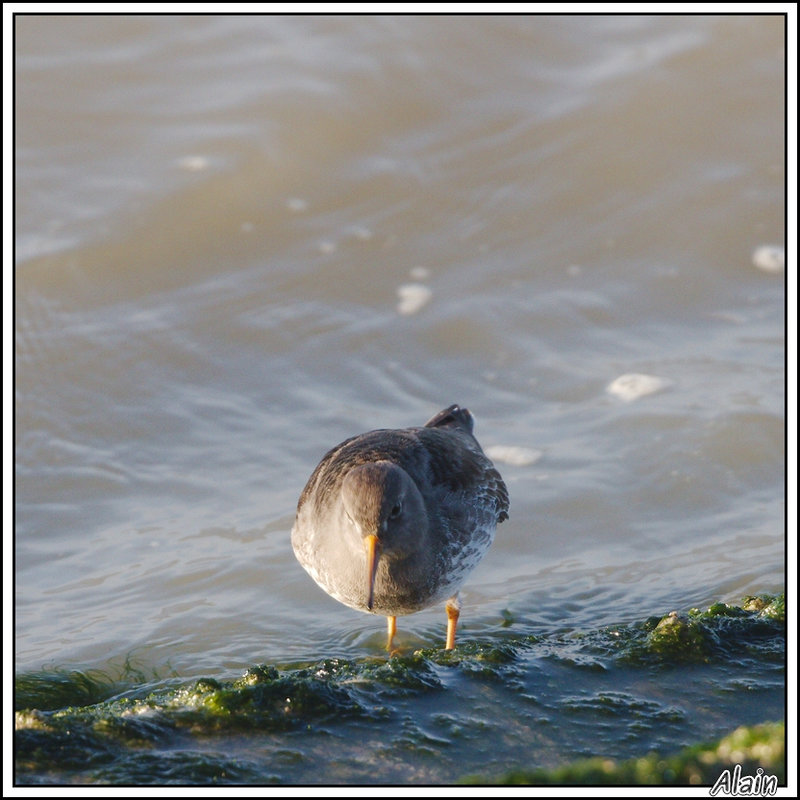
<box><xmin>14</xmin><ymin>13</ymin><xmax>786</xmax><ymax>785</ymax></box>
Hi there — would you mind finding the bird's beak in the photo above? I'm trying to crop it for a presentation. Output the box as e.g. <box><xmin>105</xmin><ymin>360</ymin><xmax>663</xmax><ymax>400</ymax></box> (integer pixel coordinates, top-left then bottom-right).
<box><xmin>364</xmin><ymin>534</ymin><xmax>380</xmax><ymax>611</ymax></box>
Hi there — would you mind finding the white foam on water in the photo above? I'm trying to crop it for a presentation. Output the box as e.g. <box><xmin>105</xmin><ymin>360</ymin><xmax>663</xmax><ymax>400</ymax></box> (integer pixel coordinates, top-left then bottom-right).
<box><xmin>607</xmin><ymin>373</ymin><xmax>670</xmax><ymax>402</ymax></box>
<box><xmin>485</xmin><ymin>445</ymin><xmax>543</xmax><ymax>466</ymax></box>
<box><xmin>752</xmin><ymin>244</ymin><xmax>784</xmax><ymax>273</ymax></box>
<box><xmin>396</xmin><ymin>283</ymin><xmax>432</xmax><ymax>315</ymax></box>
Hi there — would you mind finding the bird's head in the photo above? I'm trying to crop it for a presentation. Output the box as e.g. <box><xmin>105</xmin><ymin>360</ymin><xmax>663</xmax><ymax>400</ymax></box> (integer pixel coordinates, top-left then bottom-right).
<box><xmin>340</xmin><ymin>460</ymin><xmax>427</xmax><ymax>610</ymax></box>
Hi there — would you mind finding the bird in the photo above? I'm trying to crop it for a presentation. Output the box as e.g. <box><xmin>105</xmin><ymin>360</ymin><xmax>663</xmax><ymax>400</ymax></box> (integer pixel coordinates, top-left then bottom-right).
<box><xmin>291</xmin><ymin>404</ymin><xmax>509</xmax><ymax>650</ymax></box>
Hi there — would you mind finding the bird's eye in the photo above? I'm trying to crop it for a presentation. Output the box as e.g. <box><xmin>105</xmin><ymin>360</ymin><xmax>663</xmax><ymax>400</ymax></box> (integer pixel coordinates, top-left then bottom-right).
<box><xmin>389</xmin><ymin>502</ymin><xmax>402</xmax><ymax>519</ymax></box>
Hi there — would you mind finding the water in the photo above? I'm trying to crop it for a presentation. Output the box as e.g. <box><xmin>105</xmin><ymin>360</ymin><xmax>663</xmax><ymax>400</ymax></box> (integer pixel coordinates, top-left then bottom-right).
<box><xmin>13</xmin><ymin>13</ymin><xmax>786</xmax><ymax>785</ymax></box>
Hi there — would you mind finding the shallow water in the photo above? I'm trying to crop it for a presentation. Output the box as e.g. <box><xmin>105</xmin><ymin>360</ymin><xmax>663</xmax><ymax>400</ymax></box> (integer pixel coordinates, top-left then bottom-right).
<box><xmin>14</xmin><ymin>598</ymin><xmax>787</xmax><ymax>785</ymax></box>
<box><xmin>14</xmin><ymin>13</ymin><xmax>786</xmax><ymax>785</ymax></box>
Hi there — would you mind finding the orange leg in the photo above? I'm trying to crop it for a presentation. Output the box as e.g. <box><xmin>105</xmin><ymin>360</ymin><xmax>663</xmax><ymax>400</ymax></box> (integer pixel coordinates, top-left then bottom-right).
<box><xmin>386</xmin><ymin>615</ymin><xmax>397</xmax><ymax>652</ymax></box>
<box><xmin>445</xmin><ymin>594</ymin><xmax>461</xmax><ymax>650</ymax></box>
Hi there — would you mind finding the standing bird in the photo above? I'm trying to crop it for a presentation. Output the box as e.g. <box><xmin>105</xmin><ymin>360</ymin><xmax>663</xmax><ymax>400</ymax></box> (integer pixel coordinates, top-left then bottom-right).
<box><xmin>291</xmin><ymin>404</ymin><xmax>509</xmax><ymax>650</ymax></box>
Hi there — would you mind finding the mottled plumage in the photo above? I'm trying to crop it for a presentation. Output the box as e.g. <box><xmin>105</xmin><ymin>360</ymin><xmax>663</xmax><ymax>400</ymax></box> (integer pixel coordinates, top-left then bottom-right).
<box><xmin>291</xmin><ymin>404</ymin><xmax>509</xmax><ymax>649</ymax></box>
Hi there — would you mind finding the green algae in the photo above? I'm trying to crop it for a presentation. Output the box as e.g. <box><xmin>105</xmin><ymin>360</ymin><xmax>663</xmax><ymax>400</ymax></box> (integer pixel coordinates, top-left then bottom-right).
<box><xmin>645</xmin><ymin>611</ymin><xmax>711</xmax><ymax>658</ymax></box>
<box><xmin>168</xmin><ymin>666</ymin><xmax>367</xmax><ymax>731</ymax></box>
<box><xmin>465</xmin><ymin>720</ymin><xmax>785</xmax><ymax>786</ymax></box>
<box><xmin>590</xmin><ymin>592</ymin><xmax>786</xmax><ymax>667</ymax></box>
<box><xmin>15</xmin><ymin>668</ymin><xmax>128</xmax><ymax>712</ymax></box>
<box><xmin>14</xmin><ymin>593</ymin><xmax>785</xmax><ymax>785</ymax></box>
<box><xmin>742</xmin><ymin>593</ymin><xmax>785</xmax><ymax>620</ymax></box>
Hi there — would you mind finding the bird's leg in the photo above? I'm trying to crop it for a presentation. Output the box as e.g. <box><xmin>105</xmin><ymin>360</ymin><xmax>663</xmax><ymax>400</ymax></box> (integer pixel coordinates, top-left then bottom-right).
<box><xmin>445</xmin><ymin>594</ymin><xmax>461</xmax><ymax>650</ymax></box>
<box><xmin>386</xmin><ymin>615</ymin><xmax>397</xmax><ymax>651</ymax></box>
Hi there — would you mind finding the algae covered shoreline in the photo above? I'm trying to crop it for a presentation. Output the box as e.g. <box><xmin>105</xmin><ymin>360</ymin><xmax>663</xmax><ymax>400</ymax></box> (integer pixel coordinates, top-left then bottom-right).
<box><xmin>15</xmin><ymin>593</ymin><xmax>786</xmax><ymax>786</ymax></box>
